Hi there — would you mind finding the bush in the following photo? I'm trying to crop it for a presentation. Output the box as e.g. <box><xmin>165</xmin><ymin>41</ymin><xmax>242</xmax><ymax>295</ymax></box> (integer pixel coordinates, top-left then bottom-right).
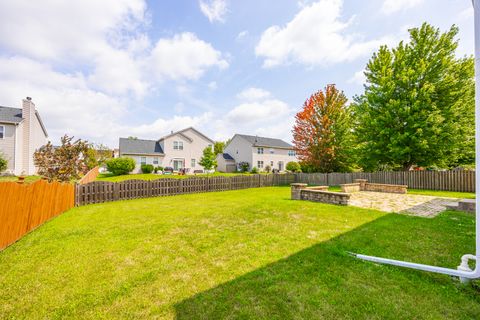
<box><xmin>157</xmin><ymin>166</ymin><xmax>164</xmax><ymax>172</ymax></box>
<box><xmin>264</xmin><ymin>165</ymin><xmax>271</xmax><ymax>173</ymax></box>
<box><xmin>299</xmin><ymin>161</ymin><xmax>316</xmax><ymax>173</ymax></box>
<box><xmin>106</xmin><ymin>157</ymin><xmax>136</xmax><ymax>175</ymax></box>
<box><xmin>239</xmin><ymin>162</ymin><xmax>249</xmax><ymax>173</ymax></box>
<box><xmin>141</xmin><ymin>164</ymin><xmax>154</xmax><ymax>173</ymax></box>
<box><xmin>286</xmin><ymin>161</ymin><xmax>302</xmax><ymax>173</ymax></box>
<box><xmin>250</xmin><ymin>167</ymin><xmax>258</xmax><ymax>174</ymax></box>
<box><xmin>0</xmin><ymin>152</ymin><xmax>7</xmax><ymax>172</ymax></box>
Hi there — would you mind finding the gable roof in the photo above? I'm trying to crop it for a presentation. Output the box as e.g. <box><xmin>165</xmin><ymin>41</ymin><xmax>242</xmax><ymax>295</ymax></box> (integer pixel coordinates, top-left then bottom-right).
<box><xmin>235</xmin><ymin>134</ymin><xmax>293</xmax><ymax>149</ymax></box>
<box><xmin>119</xmin><ymin>138</ymin><xmax>164</xmax><ymax>155</ymax></box>
<box><xmin>0</xmin><ymin>106</ymin><xmax>48</xmax><ymax>137</ymax></box>
<box><xmin>160</xmin><ymin>127</ymin><xmax>214</xmax><ymax>143</ymax></box>
<box><xmin>0</xmin><ymin>106</ymin><xmax>23</xmax><ymax>123</ymax></box>
<box><xmin>221</xmin><ymin>153</ymin><xmax>235</xmax><ymax>160</ymax></box>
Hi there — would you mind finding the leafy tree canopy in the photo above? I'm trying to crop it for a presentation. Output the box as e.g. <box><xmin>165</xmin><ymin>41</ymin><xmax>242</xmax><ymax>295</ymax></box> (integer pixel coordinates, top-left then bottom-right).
<box><xmin>34</xmin><ymin>135</ymin><xmax>90</xmax><ymax>182</ymax></box>
<box><xmin>199</xmin><ymin>146</ymin><xmax>217</xmax><ymax>172</ymax></box>
<box><xmin>293</xmin><ymin>84</ymin><xmax>355</xmax><ymax>173</ymax></box>
<box><xmin>353</xmin><ymin>23</ymin><xmax>474</xmax><ymax>171</ymax></box>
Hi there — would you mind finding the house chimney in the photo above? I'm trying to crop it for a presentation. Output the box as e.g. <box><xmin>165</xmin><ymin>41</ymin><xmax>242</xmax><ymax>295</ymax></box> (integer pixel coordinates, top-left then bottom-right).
<box><xmin>22</xmin><ymin>97</ymin><xmax>36</xmax><ymax>174</ymax></box>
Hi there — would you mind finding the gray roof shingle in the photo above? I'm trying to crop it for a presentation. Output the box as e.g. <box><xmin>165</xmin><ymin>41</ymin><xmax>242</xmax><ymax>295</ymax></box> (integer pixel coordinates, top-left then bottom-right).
<box><xmin>222</xmin><ymin>153</ymin><xmax>234</xmax><ymax>160</ymax></box>
<box><xmin>236</xmin><ymin>134</ymin><xmax>293</xmax><ymax>149</ymax></box>
<box><xmin>0</xmin><ymin>106</ymin><xmax>23</xmax><ymax>123</ymax></box>
<box><xmin>119</xmin><ymin>138</ymin><xmax>164</xmax><ymax>155</ymax></box>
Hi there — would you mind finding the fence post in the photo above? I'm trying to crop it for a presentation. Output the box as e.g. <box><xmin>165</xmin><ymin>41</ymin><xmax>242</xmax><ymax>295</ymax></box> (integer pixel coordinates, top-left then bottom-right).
<box><xmin>113</xmin><ymin>183</ymin><xmax>120</xmax><ymax>201</ymax></box>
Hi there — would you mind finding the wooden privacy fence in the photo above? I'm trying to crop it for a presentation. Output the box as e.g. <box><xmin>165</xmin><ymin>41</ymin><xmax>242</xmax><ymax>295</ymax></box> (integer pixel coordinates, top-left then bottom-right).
<box><xmin>75</xmin><ymin>174</ymin><xmax>295</xmax><ymax>206</ymax></box>
<box><xmin>0</xmin><ymin>180</ymin><xmax>75</xmax><ymax>250</ymax></box>
<box><xmin>295</xmin><ymin>170</ymin><xmax>476</xmax><ymax>192</ymax></box>
<box><xmin>79</xmin><ymin>166</ymin><xmax>100</xmax><ymax>185</ymax></box>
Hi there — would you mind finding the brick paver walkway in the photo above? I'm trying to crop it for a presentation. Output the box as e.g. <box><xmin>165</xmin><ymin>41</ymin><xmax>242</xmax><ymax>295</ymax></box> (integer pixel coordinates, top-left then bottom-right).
<box><xmin>348</xmin><ymin>191</ymin><xmax>460</xmax><ymax>218</ymax></box>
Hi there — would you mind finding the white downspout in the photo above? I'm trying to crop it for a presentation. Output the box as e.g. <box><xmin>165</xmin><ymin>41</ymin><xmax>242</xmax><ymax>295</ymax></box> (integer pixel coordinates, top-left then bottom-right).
<box><xmin>352</xmin><ymin>0</ymin><xmax>480</xmax><ymax>281</ymax></box>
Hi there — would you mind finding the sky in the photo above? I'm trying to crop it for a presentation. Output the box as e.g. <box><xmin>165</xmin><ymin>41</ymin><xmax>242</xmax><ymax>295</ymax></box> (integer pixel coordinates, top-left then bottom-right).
<box><xmin>0</xmin><ymin>0</ymin><xmax>474</xmax><ymax>147</ymax></box>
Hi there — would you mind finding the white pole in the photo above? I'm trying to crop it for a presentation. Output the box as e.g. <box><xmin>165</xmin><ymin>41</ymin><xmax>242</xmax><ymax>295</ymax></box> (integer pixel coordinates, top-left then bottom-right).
<box><xmin>352</xmin><ymin>0</ymin><xmax>480</xmax><ymax>280</ymax></box>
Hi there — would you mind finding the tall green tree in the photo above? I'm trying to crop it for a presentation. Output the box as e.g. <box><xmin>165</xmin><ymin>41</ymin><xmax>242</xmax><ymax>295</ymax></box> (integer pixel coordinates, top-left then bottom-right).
<box><xmin>293</xmin><ymin>84</ymin><xmax>355</xmax><ymax>173</ymax></box>
<box><xmin>0</xmin><ymin>152</ymin><xmax>7</xmax><ymax>173</ymax></box>
<box><xmin>199</xmin><ymin>146</ymin><xmax>217</xmax><ymax>173</ymax></box>
<box><xmin>213</xmin><ymin>141</ymin><xmax>226</xmax><ymax>156</ymax></box>
<box><xmin>353</xmin><ymin>23</ymin><xmax>474</xmax><ymax>171</ymax></box>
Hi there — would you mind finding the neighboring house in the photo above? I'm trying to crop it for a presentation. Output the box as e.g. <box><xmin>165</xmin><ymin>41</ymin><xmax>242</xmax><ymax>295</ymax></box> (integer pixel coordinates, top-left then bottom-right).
<box><xmin>119</xmin><ymin>127</ymin><xmax>214</xmax><ymax>173</ymax></box>
<box><xmin>0</xmin><ymin>97</ymin><xmax>48</xmax><ymax>175</ymax></box>
<box><xmin>216</xmin><ymin>152</ymin><xmax>236</xmax><ymax>173</ymax></box>
<box><xmin>219</xmin><ymin>134</ymin><xmax>298</xmax><ymax>172</ymax></box>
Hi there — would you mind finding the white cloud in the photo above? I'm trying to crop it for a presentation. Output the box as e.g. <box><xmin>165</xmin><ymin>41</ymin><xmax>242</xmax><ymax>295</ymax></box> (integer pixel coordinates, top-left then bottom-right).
<box><xmin>255</xmin><ymin>0</ymin><xmax>392</xmax><ymax>68</ymax></box>
<box><xmin>0</xmin><ymin>1</ymin><xmax>229</xmax><ymax>146</ymax></box>
<box><xmin>210</xmin><ymin>87</ymin><xmax>295</xmax><ymax>143</ymax></box>
<box><xmin>199</xmin><ymin>0</ymin><xmax>228</xmax><ymax>23</ymax></box>
<box><xmin>0</xmin><ymin>0</ymin><xmax>147</xmax><ymax>62</ymax></box>
<box><xmin>0</xmin><ymin>57</ymin><xmax>127</xmax><ymax>143</ymax></box>
<box><xmin>347</xmin><ymin>70</ymin><xmax>366</xmax><ymax>85</ymax></box>
<box><xmin>236</xmin><ymin>30</ymin><xmax>249</xmax><ymax>40</ymax></box>
<box><xmin>226</xmin><ymin>99</ymin><xmax>290</xmax><ymax>123</ymax></box>
<box><xmin>381</xmin><ymin>0</ymin><xmax>424</xmax><ymax>15</ymax></box>
<box><xmin>149</xmin><ymin>33</ymin><xmax>228</xmax><ymax>81</ymax></box>
<box><xmin>236</xmin><ymin>87</ymin><xmax>272</xmax><ymax>101</ymax></box>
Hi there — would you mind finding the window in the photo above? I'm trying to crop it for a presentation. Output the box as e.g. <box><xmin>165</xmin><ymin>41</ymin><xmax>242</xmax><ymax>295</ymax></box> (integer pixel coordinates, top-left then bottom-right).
<box><xmin>140</xmin><ymin>157</ymin><xmax>146</xmax><ymax>165</ymax></box>
<box><xmin>270</xmin><ymin>161</ymin><xmax>274</xmax><ymax>166</ymax></box>
<box><xmin>257</xmin><ymin>147</ymin><xmax>264</xmax><ymax>154</ymax></box>
<box><xmin>269</xmin><ymin>149</ymin><xmax>274</xmax><ymax>154</ymax></box>
<box><xmin>0</xmin><ymin>125</ymin><xmax>3</xmax><ymax>139</ymax></box>
<box><xmin>173</xmin><ymin>141</ymin><xmax>183</xmax><ymax>150</ymax></box>
<box><xmin>288</xmin><ymin>150</ymin><xmax>296</xmax><ymax>156</ymax></box>
<box><xmin>257</xmin><ymin>161</ymin><xmax>264</xmax><ymax>169</ymax></box>
<box><xmin>191</xmin><ymin>159</ymin><xmax>196</xmax><ymax>167</ymax></box>
<box><xmin>153</xmin><ymin>157</ymin><xmax>159</xmax><ymax>165</ymax></box>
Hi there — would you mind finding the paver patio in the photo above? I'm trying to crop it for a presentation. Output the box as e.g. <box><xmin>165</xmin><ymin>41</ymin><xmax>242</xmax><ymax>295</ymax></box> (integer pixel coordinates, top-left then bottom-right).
<box><xmin>348</xmin><ymin>191</ymin><xmax>461</xmax><ymax>217</ymax></box>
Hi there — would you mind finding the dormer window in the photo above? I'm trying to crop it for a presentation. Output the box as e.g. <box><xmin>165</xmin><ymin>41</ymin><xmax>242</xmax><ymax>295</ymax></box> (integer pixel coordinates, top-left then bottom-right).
<box><xmin>257</xmin><ymin>147</ymin><xmax>264</xmax><ymax>154</ymax></box>
<box><xmin>173</xmin><ymin>141</ymin><xmax>183</xmax><ymax>150</ymax></box>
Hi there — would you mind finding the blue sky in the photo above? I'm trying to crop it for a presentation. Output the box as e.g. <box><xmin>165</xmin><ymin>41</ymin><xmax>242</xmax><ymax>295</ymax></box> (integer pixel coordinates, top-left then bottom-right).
<box><xmin>0</xmin><ymin>0</ymin><xmax>474</xmax><ymax>147</ymax></box>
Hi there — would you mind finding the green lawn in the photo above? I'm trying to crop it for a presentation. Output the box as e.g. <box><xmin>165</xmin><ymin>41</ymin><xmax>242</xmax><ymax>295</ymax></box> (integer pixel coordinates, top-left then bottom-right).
<box><xmin>408</xmin><ymin>188</ymin><xmax>476</xmax><ymax>199</ymax></box>
<box><xmin>328</xmin><ymin>186</ymin><xmax>475</xmax><ymax>199</ymax></box>
<box><xmin>97</xmin><ymin>172</ymin><xmax>254</xmax><ymax>182</ymax></box>
<box><xmin>0</xmin><ymin>175</ymin><xmax>41</xmax><ymax>183</ymax></box>
<box><xmin>0</xmin><ymin>187</ymin><xmax>478</xmax><ymax>319</ymax></box>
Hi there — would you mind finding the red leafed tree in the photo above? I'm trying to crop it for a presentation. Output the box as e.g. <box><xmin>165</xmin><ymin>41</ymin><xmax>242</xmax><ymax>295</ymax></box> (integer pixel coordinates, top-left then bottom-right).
<box><xmin>293</xmin><ymin>84</ymin><xmax>354</xmax><ymax>173</ymax></box>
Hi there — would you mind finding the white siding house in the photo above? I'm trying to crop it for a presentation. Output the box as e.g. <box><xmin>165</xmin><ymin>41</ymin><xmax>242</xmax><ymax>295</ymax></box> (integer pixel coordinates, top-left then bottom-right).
<box><xmin>220</xmin><ymin>134</ymin><xmax>298</xmax><ymax>172</ymax></box>
<box><xmin>0</xmin><ymin>97</ymin><xmax>48</xmax><ymax>175</ymax></box>
<box><xmin>119</xmin><ymin>127</ymin><xmax>214</xmax><ymax>173</ymax></box>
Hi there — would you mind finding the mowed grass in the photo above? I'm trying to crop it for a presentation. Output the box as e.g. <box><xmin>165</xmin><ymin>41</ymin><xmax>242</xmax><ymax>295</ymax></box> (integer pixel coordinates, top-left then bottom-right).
<box><xmin>97</xmin><ymin>172</ymin><xmax>255</xmax><ymax>182</ymax></box>
<box><xmin>408</xmin><ymin>188</ymin><xmax>476</xmax><ymax>199</ymax></box>
<box><xmin>0</xmin><ymin>187</ymin><xmax>479</xmax><ymax>319</ymax></box>
<box><xmin>328</xmin><ymin>185</ymin><xmax>475</xmax><ymax>199</ymax></box>
<box><xmin>0</xmin><ymin>175</ymin><xmax>41</xmax><ymax>183</ymax></box>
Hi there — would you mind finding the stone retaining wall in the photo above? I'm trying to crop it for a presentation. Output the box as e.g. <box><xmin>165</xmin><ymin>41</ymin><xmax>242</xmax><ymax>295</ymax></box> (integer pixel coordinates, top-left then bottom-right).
<box><xmin>291</xmin><ymin>183</ymin><xmax>350</xmax><ymax>205</ymax></box>
<box><xmin>340</xmin><ymin>183</ymin><xmax>360</xmax><ymax>193</ymax></box>
<box><xmin>361</xmin><ymin>182</ymin><xmax>407</xmax><ymax>194</ymax></box>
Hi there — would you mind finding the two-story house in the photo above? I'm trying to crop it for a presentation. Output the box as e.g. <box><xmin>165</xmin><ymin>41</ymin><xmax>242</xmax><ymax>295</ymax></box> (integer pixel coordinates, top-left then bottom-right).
<box><xmin>119</xmin><ymin>127</ymin><xmax>214</xmax><ymax>173</ymax></box>
<box><xmin>218</xmin><ymin>134</ymin><xmax>298</xmax><ymax>172</ymax></box>
<box><xmin>0</xmin><ymin>97</ymin><xmax>48</xmax><ymax>175</ymax></box>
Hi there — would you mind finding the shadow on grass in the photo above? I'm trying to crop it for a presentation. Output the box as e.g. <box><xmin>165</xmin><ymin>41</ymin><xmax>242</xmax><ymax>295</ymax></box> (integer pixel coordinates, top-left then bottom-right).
<box><xmin>175</xmin><ymin>212</ymin><xmax>480</xmax><ymax>319</ymax></box>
